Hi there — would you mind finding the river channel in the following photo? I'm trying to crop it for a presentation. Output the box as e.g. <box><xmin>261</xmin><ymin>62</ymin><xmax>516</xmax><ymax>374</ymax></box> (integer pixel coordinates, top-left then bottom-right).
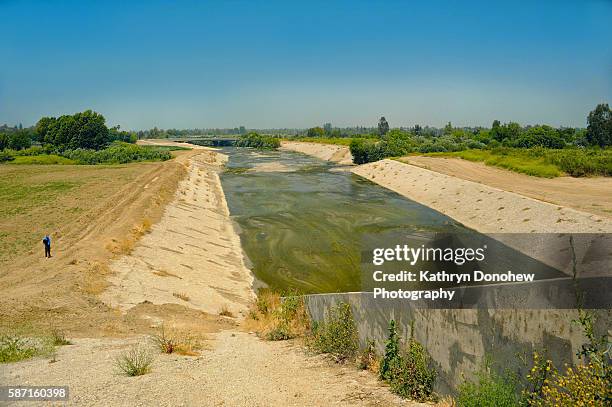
<box><xmin>219</xmin><ymin>147</ymin><xmax>478</xmax><ymax>293</ymax></box>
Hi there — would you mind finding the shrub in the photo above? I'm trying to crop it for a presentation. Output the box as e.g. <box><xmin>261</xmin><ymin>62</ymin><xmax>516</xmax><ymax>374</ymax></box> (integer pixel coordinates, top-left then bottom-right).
<box><xmin>50</xmin><ymin>329</ymin><xmax>71</xmax><ymax>346</ymax></box>
<box><xmin>0</xmin><ymin>151</ymin><xmax>15</xmax><ymax>163</ymax></box>
<box><xmin>379</xmin><ymin>319</ymin><xmax>401</xmax><ymax>381</ymax></box>
<box><xmin>219</xmin><ymin>305</ymin><xmax>235</xmax><ymax>318</ymax></box>
<box><xmin>235</xmin><ymin>132</ymin><xmax>280</xmax><ymax>149</ymax></box>
<box><xmin>150</xmin><ymin>325</ymin><xmax>176</xmax><ymax>354</ymax></box>
<box><xmin>0</xmin><ymin>335</ymin><xmax>39</xmax><ymax>363</ymax></box>
<box><xmin>457</xmin><ymin>362</ymin><xmax>520</xmax><ymax>407</ymax></box>
<box><xmin>350</xmin><ymin>138</ymin><xmax>386</xmax><ymax>164</ymax></box>
<box><xmin>379</xmin><ymin>320</ymin><xmax>437</xmax><ymax>402</ymax></box>
<box><xmin>358</xmin><ymin>339</ymin><xmax>378</xmax><ymax>372</ymax></box>
<box><xmin>63</xmin><ymin>142</ymin><xmax>172</xmax><ymax>164</ymax></box>
<box><xmin>115</xmin><ymin>344</ymin><xmax>154</xmax><ymax>376</ymax></box>
<box><xmin>532</xmin><ymin>363</ymin><xmax>610</xmax><ymax>406</ymax></box>
<box><xmin>389</xmin><ymin>338</ymin><xmax>437</xmax><ymax>401</ymax></box>
<box><xmin>246</xmin><ymin>289</ymin><xmax>310</xmax><ymax>341</ymax></box>
<box><xmin>308</xmin><ymin>302</ymin><xmax>358</xmax><ymax>362</ymax></box>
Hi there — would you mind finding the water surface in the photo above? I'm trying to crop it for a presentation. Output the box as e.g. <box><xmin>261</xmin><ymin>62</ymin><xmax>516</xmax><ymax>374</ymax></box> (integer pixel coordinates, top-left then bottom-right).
<box><xmin>220</xmin><ymin>148</ymin><xmax>471</xmax><ymax>293</ymax></box>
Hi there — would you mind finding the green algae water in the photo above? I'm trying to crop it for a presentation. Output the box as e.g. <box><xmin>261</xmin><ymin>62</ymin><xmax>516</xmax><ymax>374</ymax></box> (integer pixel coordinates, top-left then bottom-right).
<box><xmin>220</xmin><ymin>148</ymin><xmax>468</xmax><ymax>293</ymax></box>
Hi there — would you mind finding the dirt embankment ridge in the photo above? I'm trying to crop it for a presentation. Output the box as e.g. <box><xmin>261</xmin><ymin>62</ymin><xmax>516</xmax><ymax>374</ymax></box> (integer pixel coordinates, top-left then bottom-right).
<box><xmin>281</xmin><ymin>141</ymin><xmax>353</xmax><ymax>165</ymax></box>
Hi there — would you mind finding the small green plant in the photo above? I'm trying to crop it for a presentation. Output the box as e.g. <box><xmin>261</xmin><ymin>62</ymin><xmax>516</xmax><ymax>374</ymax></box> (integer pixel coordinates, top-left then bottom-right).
<box><xmin>266</xmin><ymin>323</ymin><xmax>292</xmax><ymax>341</ymax></box>
<box><xmin>150</xmin><ymin>325</ymin><xmax>176</xmax><ymax>354</ymax></box>
<box><xmin>308</xmin><ymin>302</ymin><xmax>359</xmax><ymax>362</ymax></box>
<box><xmin>379</xmin><ymin>319</ymin><xmax>401</xmax><ymax>381</ymax></box>
<box><xmin>116</xmin><ymin>344</ymin><xmax>154</xmax><ymax>376</ymax></box>
<box><xmin>457</xmin><ymin>361</ymin><xmax>520</xmax><ymax>407</ymax></box>
<box><xmin>379</xmin><ymin>320</ymin><xmax>437</xmax><ymax>402</ymax></box>
<box><xmin>0</xmin><ymin>150</ymin><xmax>15</xmax><ymax>163</ymax></box>
<box><xmin>0</xmin><ymin>335</ymin><xmax>39</xmax><ymax>363</ymax></box>
<box><xmin>50</xmin><ymin>328</ymin><xmax>71</xmax><ymax>346</ymax></box>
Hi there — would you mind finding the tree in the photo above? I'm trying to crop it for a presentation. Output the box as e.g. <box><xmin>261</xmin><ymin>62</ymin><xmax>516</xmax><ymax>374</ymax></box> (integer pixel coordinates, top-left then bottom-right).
<box><xmin>323</xmin><ymin>123</ymin><xmax>332</xmax><ymax>135</ymax></box>
<box><xmin>378</xmin><ymin>116</ymin><xmax>389</xmax><ymax>136</ymax></box>
<box><xmin>35</xmin><ymin>110</ymin><xmax>110</xmax><ymax>150</ymax></box>
<box><xmin>307</xmin><ymin>127</ymin><xmax>325</xmax><ymax>138</ymax></box>
<box><xmin>586</xmin><ymin>103</ymin><xmax>612</xmax><ymax>147</ymax></box>
<box><xmin>443</xmin><ymin>122</ymin><xmax>453</xmax><ymax>135</ymax></box>
<box><xmin>414</xmin><ymin>124</ymin><xmax>422</xmax><ymax>135</ymax></box>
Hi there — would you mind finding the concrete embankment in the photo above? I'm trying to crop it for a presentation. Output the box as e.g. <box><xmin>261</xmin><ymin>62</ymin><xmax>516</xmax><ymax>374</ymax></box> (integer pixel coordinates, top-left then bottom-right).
<box><xmin>281</xmin><ymin>141</ymin><xmax>353</xmax><ymax>165</ymax></box>
<box><xmin>102</xmin><ymin>149</ymin><xmax>255</xmax><ymax>316</ymax></box>
<box><xmin>352</xmin><ymin>159</ymin><xmax>612</xmax><ymax>276</ymax></box>
<box><xmin>305</xmin><ymin>291</ymin><xmax>612</xmax><ymax>394</ymax></box>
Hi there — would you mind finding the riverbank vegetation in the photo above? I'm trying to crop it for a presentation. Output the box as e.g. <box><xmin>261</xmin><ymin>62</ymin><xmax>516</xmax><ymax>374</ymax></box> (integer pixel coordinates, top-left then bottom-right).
<box><xmin>294</xmin><ymin>103</ymin><xmax>611</xmax><ymax>177</ymax></box>
<box><xmin>423</xmin><ymin>147</ymin><xmax>611</xmax><ymax>177</ymax></box>
<box><xmin>247</xmin><ymin>285</ymin><xmax>611</xmax><ymax>405</ymax></box>
<box><xmin>235</xmin><ymin>132</ymin><xmax>280</xmax><ymax>149</ymax></box>
<box><xmin>1</xmin><ymin>111</ymin><xmax>171</xmax><ymax>165</ymax></box>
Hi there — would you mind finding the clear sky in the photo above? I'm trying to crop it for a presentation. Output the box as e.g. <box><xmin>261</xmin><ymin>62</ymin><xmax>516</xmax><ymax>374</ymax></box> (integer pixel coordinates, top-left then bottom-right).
<box><xmin>1</xmin><ymin>0</ymin><xmax>611</xmax><ymax>130</ymax></box>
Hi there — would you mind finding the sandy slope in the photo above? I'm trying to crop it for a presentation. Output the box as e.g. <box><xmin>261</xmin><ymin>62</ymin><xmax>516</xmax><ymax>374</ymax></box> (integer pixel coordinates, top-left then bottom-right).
<box><xmin>2</xmin><ymin>332</ymin><xmax>416</xmax><ymax>407</ymax></box>
<box><xmin>403</xmin><ymin>156</ymin><xmax>612</xmax><ymax>218</ymax></box>
<box><xmin>281</xmin><ymin>141</ymin><xmax>353</xmax><ymax>165</ymax></box>
<box><xmin>101</xmin><ymin>150</ymin><xmax>255</xmax><ymax>317</ymax></box>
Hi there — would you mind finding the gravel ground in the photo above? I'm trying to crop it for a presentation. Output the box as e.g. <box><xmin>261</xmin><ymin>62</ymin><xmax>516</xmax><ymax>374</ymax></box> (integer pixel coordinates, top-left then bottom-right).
<box><xmin>1</xmin><ymin>331</ymin><xmax>421</xmax><ymax>406</ymax></box>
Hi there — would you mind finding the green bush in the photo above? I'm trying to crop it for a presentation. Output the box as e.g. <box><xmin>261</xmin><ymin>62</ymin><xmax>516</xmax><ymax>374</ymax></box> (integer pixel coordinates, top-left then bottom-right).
<box><xmin>0</xmin><ymin>335</ymin><xmax>39</xmax><ymax>363</ymax></box>
<box><xmin>379</xmin><ymin>320</ymin><xmax>437</xmax><ymax>402</ymax></box>
<box><xmin>457</xmin><ymin>364</ymin><xmax>520</xmax><ymax>407</ymax></box>
<box><xmin>63</xmin><ymin>142</ymin><xmax>172</xmax><ymax>164</ymax></box>
<box><xmin>115</xmin><ymin>344</ymin><xmax>154</xmax><ymax>376</ymax></box>
<box><xmin>350</xmin><ymin>138</ymin><xmax>386</xmax><ymax>164</ymax></box>
<box><xmin>308</xmin><ymin>302</ymin><xmax>359</xmax><ymax>362</ymax></box>
<box><xmin>0</xmin><ymin>151</ymin><xmax>15</xmax><ymax>163</ymax></box>
<box><xmin>11</xmin><ymin>155</ymin><xmax>76</xmax><ymax>165</ymax></box>
<box><xmin>379</xmin><ymin>319</ymin><xmax>401</xmax><ymax>381</ymax></box>
<box><xmin>235</xmin><ymin>132</ymin><xmax>280</xmax><ymax>149</ymax></box>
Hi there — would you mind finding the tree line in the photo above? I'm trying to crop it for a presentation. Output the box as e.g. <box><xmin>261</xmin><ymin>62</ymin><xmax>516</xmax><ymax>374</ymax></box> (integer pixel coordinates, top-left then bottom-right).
<box><xmin>348</xmin><ymin>103</ymin><xmax>611</xmax><ymax>165</ymax></box>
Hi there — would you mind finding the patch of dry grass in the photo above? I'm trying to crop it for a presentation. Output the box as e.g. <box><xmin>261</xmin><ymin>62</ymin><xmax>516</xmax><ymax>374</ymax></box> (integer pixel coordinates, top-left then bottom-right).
<box><xmin>172</xmin><ymin>292</ymin><xmax>190</xmax><ymax>302</ymax></box>
<box><xmin>245</xmin><ymin>289</ymin><xmax>310</xmax><ymax>341</ymax></box>
<box><xmin>219</xmin><ymin>305</ymin><xmax>235</xmax><ymax>318</ymax></box>
<box><xmin>150</xmin><ymin>324</ymin><xmax>205</xmax><ymax>356</ymax></box>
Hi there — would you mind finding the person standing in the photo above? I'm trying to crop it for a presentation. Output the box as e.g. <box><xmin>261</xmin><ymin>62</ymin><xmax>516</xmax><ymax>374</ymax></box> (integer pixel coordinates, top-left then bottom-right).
<box><xmin>42</xmin><ymin>235</ymin><xmax>51</xmax><ymax>258</ymax></box>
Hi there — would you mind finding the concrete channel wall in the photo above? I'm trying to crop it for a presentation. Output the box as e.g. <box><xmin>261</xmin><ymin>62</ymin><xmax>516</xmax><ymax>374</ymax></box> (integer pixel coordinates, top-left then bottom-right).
<box><xmin>304</xmin><ymin>289</ymin><xmax>611</xmax><ymax>394</ymax></box>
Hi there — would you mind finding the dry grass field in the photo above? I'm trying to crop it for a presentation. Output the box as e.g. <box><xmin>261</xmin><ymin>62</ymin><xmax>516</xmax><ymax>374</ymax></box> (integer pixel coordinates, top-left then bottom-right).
<box><xmin>0</xmin><ymin>152</ymin><xmax>228</xmax><ymax>336</ymax></box>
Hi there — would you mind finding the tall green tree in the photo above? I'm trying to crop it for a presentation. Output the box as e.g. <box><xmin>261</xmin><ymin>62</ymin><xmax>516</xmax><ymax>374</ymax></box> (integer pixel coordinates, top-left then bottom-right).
<box><xmin>586</xmin><ymin>103</ymin><xmax>612</xmax><ymax>147</ymax></box>
<box><xmin>35</xmin><ymin>110</ymin><xmax>110</xmax><ymax>150</ymax></box>
<box><xmin>378</xmin><ymin>116</ymin><xmax>389</xmax><ymax>136</ymax></box>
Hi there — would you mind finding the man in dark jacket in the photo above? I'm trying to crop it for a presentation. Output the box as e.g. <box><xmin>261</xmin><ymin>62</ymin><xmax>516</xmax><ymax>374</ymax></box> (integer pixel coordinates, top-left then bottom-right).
<box><xmin>42</xmin><ymin>235</ymin><xmax>51</xmax><ymax>258</ymax></box>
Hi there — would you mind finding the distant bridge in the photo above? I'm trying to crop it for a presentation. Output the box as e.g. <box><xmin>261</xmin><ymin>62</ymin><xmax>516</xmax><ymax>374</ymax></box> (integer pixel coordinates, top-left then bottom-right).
<box><xmin>172</xmin><ymin>136</ymin><xmax>239</xmax><ymax>147</ymax></box>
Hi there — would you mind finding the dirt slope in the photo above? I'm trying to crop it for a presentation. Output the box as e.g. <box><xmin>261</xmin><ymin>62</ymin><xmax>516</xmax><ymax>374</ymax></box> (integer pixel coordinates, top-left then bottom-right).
<box><xmin>403</xmin><ymin>156</ymin><xmax>612</xmax><ymax>218</ymax></box>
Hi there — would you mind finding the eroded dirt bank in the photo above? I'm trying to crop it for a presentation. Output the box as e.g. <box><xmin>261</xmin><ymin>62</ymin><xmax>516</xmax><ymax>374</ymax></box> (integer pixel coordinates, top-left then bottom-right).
<box><xmin>281</xmin><ymin>141</ymin><xmax>353</xmax><ymax>165</ymax></box>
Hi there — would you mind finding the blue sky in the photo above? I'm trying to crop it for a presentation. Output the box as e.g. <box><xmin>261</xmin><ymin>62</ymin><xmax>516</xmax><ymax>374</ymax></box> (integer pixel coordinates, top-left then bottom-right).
<box><xmin>1</xmin><ymin>0</ymin><xmax>611</xmax><ymax>129</ymax></box>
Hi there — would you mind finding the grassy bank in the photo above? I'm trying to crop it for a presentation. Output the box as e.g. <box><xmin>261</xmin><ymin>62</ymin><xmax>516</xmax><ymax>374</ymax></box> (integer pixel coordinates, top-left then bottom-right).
<box><xmin>0</xmin><ymin>163</ymin><xmax>153</xmax><ymax>264</ymax></box>
<box><xmin>1</xmin><ymin>142</ymin><xmax>174</xmax><ymax>166</ymax></box>
<box><xmin>423</xmin><ymin>147</ymin><xmax>611</xmax><ymax>177</ymax></box>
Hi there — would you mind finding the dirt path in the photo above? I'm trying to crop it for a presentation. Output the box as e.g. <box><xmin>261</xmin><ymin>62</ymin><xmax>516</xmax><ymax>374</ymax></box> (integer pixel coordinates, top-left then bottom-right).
<box><xmin>1</xmin><ymin>331</ymin><xmax>415</xmax><ymax>407</ymax></box>
<box><xmin>403</xmin><ymin>156</ymin><xmax>612</xmax><ymax>218</ymax></box>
